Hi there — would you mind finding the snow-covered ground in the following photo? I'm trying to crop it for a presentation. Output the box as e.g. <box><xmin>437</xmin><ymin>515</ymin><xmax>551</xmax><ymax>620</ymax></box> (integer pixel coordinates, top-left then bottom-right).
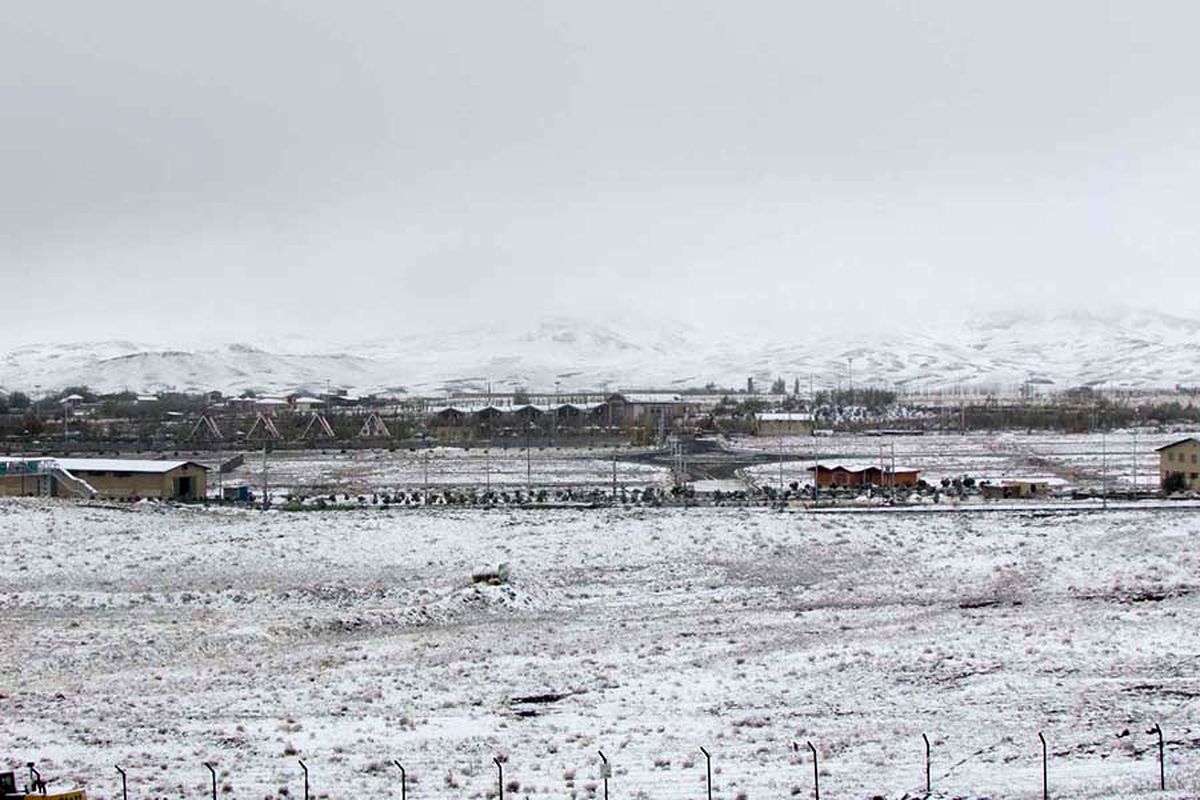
<box><xmin>201</xmin><ymin>430</ymin><xmax>1191</xmax><ymax>500</ymax></box>
<box><xmin>737</xmin><ymin>430</ymin><xmax>1188</xmax><ymax>492</ymax></box>
<box><xmin>3</xmin><ymin>500</ymin><xmax>1199</xmax><ymax>800</ymax></box>
<box><xmin>213</xmin><ymin>447</ymin><xmax>670</xmax><ymax>497</ymax></box>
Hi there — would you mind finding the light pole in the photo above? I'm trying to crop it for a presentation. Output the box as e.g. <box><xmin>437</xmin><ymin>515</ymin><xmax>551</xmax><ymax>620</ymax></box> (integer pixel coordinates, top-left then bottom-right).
<box><xmin>847</xmin><ymin>357</ymin><xmax>853</xmax><ymax>406</ymax></box>
<box><xmin>778</xmin><ymin>432</ymin><xmax>785</xmax><ymax>500</ymax></box>
<box><xmin>1132</xmin><ymin>427</ymin><xmax>1139</xmax><ymax>496</ymax></box>
<box><xmin>1102</xmin><ymin>429</ymin><xmax>1108</xmax><ymax>508</ymax></box>
<box><xmin>526</xmin><ymin>422</ymin><xmax>533</xmax><ymax>494</ymax></box>
<box><xmin>554</xmin><ymin>380</ymin><xmax>561</xmax><ymax>443</ymax></box>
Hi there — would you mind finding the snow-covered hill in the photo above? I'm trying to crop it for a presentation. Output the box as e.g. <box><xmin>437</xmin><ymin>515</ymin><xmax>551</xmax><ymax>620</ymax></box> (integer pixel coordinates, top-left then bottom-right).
<box><xmin>2</xmin><ymin>310</ymin><xmax>1197</xmax><ymax>395</ymax></box>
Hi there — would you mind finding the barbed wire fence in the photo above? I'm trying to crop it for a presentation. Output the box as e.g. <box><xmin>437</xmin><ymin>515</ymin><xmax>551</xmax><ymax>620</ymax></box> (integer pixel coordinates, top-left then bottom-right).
<box><xmin>19</xmin><ymin>721</ymin><xmax>1193</xmax><ymax>800</ymax></box>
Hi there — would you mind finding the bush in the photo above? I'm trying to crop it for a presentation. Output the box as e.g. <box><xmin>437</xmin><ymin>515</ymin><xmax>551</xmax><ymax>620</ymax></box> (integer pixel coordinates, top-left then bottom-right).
<box><xmin>1163</xmin><ymin>471</ymin><xmax>1188</xmax><ymax>494</ymax></box>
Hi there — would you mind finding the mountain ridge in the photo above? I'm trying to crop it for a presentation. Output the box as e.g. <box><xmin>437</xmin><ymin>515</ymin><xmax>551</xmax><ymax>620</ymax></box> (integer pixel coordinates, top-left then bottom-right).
<box><xmin>1</xmin><ymin>310</ymin><xmax>1196</xmax><ymax>395</ymax></box>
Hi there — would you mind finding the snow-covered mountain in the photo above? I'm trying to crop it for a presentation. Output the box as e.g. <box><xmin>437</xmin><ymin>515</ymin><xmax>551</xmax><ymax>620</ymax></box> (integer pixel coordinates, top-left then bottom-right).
<box><xmin>2</xmin><ymin>310</ymin><xmax>1198</xmax><ymax>396</ymax></box>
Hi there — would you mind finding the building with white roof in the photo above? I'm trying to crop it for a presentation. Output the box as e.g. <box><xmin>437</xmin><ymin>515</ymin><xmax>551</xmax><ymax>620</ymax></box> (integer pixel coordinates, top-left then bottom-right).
<box><xmin>0</xmin><ymin>457</ymin><xmax>208</xmax><ymax>501</ymax></box>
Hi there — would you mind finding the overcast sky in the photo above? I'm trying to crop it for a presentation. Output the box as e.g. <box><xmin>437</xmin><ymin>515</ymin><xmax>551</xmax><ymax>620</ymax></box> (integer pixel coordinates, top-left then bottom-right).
<box><xmin>1</xmin><ymin>1</ymin><xmax>1197</xmax><ymax>346</ymax></box>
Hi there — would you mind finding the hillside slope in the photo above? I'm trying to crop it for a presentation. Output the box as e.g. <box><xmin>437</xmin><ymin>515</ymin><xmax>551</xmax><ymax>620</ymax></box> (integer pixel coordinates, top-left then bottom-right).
<box><xmin>2</xmin><ymin>310</ymin><xmax>1196</xmax><ymax>395</ymax></box>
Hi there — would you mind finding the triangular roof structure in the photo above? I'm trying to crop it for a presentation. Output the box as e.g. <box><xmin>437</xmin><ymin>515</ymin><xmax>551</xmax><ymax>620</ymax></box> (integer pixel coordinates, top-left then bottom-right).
<box><xmin>1155</xmin><ymin>437</ymin><xmax>1200</xmax><ymax>452</ymax></box>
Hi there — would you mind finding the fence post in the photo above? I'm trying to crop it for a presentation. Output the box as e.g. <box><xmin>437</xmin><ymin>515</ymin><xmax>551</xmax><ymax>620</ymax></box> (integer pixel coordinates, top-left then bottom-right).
<box><xmin>115</xmin><ymin>766</ymin><xmax>128</xmax><ymax>800</ymax></box>
<box><xmin>809</xmin><ymin>742</ymin><xmax>820</xmax><ymax>800</ymax></box>
<box><xmin>1038</xmin><ymin>732</ymin><xmax>1047</xmax><ymax>800</ymax></box>
<box><xmin>597</xmin><ymin>751</ymin><xmax>610</xmax><ymax>800</ymax></box>
<box><xmin>298</xmin><ymin>759</ymin><xmax>309</xmax><ymax>800</ymax></box>
<box><xmin>1152</xmin><ymin>724</ymin><xmax>1165</xmax><ymax>791</ymax></box>
<box><xmin>27</xmin><ymin>764</ymin><xmax>44</xmax><ymax>796</ymax></box>
<box><xmin>922</xmin><ymin>733</ymin><xmax>930</xmax><ymax>796</ymax></box>
<box><xmin>393</xmin><ymin>761</ymin><xmax>406</xmax><ymax>800</ymax></box>
<box><xmin>204</xmin><ymin>763</ymin><xmax>216</xmax><ymax>800</ymax></box>
<box><xmin>494</xmin><ymin>757</ymin><xmax>504</xmax><ymax>800</ymax></box>
<box><xmin>794</xmin><ymin>742</ymin><xmax>819</xmax><ymax>800</ymax></box>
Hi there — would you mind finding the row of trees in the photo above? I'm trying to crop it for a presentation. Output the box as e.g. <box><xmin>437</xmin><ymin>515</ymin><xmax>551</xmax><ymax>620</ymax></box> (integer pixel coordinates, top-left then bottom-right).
<box><xmin>958</xmin><ymin>400</ymin><xmax>1200</xmax><ymax>432</ymax></box>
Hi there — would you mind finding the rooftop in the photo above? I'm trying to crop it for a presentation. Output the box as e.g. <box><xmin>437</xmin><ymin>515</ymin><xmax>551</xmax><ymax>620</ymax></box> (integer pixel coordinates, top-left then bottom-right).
<box><xmin>57</xmin><ymin>458</ymin><xmax>208</xmax><ymax>474</ymax></box>
<box><xmin>1155</xmin><ymin>437</ymin><xmax>1200</xmax><ymax>452</ymax></box>
<box><xmin>808</xmin><ymin>461</ymin><xmax>920</xmax><ymax>474</ymax></box>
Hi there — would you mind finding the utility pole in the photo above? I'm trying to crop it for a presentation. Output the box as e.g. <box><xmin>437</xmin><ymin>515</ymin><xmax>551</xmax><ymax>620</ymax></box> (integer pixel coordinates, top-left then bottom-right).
<box><xmin>891</xmin><ymin>442</ymin><xmax>896</xmax><ymax>501</ymax></box>
<box><xmin>848</xmin><ymin>357</ymin><xmax>853</xmax><ymax>406</ymax></box>
<box><xmin>812</xmin><ymin>445</ymin><xmax>819</xmax><ymax>507</ymax></box>
<box><xmin>777</xmin><ymin>433</ymin><xmax>785</xmax><ymax>499</ymax></box>
<box><xmin>612</xmin><ymin>451</ymin><xmax>617</xmax><ymax>500</ymax></box>
<box><xmin>261</xmin><ymin>441</ymin><xmax>269</xmax><ymax>510</ymax></box>
<box><xmin>554</xmin><ymin>380</ymin><xmax>561</xmax><ymax>444</ymax></box>
<box><xmin>1132</xmin><ymin>428</ymin><xmax>1139</xmax><ymax>496</ymax></box>
<box><xmin>1102</xmin><ymin>428</ymin><xmax>1108</xmax><ymax>508</ymax></box>
<box><xmin>879</xmin><ymin>442</ymin><xmax>885</xmax><ymax>496</ymax></box>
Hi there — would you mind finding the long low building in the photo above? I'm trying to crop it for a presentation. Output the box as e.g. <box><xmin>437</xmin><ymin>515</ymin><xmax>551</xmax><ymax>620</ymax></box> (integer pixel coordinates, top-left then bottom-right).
<box><xmin>755</xmin><ymin>412</ymin><xmax>814</xmax><ymax>436</ymax></box>
<box><xmin>807</xmin><ymin>462</ymin><xmax>921</xmax><ymax>489</ymax></box>
<box><xmin>0</xmin><ymin>458</ymin><xmax>208</xmax><ymax>501</ymax></box>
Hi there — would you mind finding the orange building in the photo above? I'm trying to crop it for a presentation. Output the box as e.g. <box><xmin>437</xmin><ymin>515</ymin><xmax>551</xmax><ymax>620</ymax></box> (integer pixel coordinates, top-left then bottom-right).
<box><xmin>807</xmin><ymin>463</ymin><xmax>920</xmax><ymax>488</ymax></box>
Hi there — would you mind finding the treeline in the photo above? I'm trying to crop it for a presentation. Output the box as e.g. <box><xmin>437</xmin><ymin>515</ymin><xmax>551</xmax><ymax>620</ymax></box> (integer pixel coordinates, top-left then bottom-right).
<box><xmin>956</xmin><ymin>401</ymin><xmax>1200</xmax><ymax>432</ymax></box>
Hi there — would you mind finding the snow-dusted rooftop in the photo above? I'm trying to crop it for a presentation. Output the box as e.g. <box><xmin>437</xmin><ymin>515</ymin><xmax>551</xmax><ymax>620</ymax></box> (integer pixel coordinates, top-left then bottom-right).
<box><xmin>57</xmin><ymin>458</ymin><xmax>207</xmax><ymax>474</ymax></box>
<box><xmin>808</xmin><ymin>461</ymin><xmax>920</xmax><ymax>473</ymax></box>
<box><xmin>612</xmin><ymin>393</ymin><xmax>685</xmax><ymax>404</ymax></box>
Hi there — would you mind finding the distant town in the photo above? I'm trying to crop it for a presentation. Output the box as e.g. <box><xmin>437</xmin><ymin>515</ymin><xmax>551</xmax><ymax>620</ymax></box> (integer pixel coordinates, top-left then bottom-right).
<box><xmin>2</xmin><ymin>380</ymin><xmax>1200</xmax><ymax>504</ymax></box>
<box><xmin>2</xmin><ymin>379</ymin><xmax>1199</xmax><ymax>447</ymax></box>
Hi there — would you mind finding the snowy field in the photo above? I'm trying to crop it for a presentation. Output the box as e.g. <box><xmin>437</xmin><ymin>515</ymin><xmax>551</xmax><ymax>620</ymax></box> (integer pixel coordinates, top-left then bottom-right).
<box><xmin>197</xmin><ymin>430</ymin><xmax>1193</xmax><ymax>501</ymax></box>
<box><xmin>212</xmin><ymin>447</ymin><xmax>670</xmax><ymax>497</ymax></box>
<box><xmin>737</xmin><ymin>430</ymin><xmax>1189</xmax><ymax>491</ymax></box>
<box><xmin>3</xmin><ymin>500</ymin><xmax>1199</xmax><ymax>800</ymax></box>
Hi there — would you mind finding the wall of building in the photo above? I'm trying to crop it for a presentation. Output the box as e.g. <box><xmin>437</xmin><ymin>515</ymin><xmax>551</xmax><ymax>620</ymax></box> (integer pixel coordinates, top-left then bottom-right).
<box><xmin>1160</xmin><ymin>440</ymin><xmax>1200</xmax><ymax>491</ymax></box>
<box><xmin>757</xmin><ymin>419</ymin><xmax>813</xmax><ymax>436</ymax></box>
<box><xmin>55</xmin><ymin>466</ymin><xmax>207</xmax><ymax>500</ymax></box>
<box><xmin>0</xmin><ymin>474</ymin><xmax>50</xmax><ymax>496</ymax></box>
<box><xmin>811</xmin><ymin>468</ymin><xmax>919</xmax><ymax>488</ymax></box>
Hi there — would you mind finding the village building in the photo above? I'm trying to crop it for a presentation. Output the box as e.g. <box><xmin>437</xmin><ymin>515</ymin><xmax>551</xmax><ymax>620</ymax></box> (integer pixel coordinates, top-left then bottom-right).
<box><xmin>255</xmin><ymin>397</ymin><xmax>292</xmax><ymax>412</ymax></box>
<box><xmin>553</xmin><ymin>402</ymin><xmax>606</xmax><ymax>431</ymax></box>
<box><xmin>428</xmin><ymin>405</ymin><xmax>474</xmax><ymax>442</ymax></box>
<box><xmin>0</xmin><ymin>457</ymin><xmax>208</xmax><ymax>500</ymax></box>
<box><xmin>1156</xmin><ymin>437</ymin><xmax>1200</xmax><ymax>491</ymax></box>
<box><xmin>604</xmin><ymin>393</ymin><xmax>695</xmax><ymax>429</ymax></box>
<box><xmin>980</xmin><ymin>478</ymin><xmax>1061</xmax><ymax>500</ymax></box>
<box><xmin>807</xmin><ymin>462</ymin><xmax>920</xmax><ymax>489</ymax></box>
<box><xmin>56</xmin><ymin>459</ymin><xmax>209</xmax><ymax>500</ymax></box>
<box><xmin>754</xmin><ymin>412</ymin><xmax>814</xmax><ymax>436</ymax></box>
<box><xmin>0</xmin><ymin>458</ymin><xmax>56</xmax><ymax>497</ymax></box>
<box><xmin>290</xmin><ymin>396</ymin><xmax>326</xmax><ymax>412</ymax></box>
